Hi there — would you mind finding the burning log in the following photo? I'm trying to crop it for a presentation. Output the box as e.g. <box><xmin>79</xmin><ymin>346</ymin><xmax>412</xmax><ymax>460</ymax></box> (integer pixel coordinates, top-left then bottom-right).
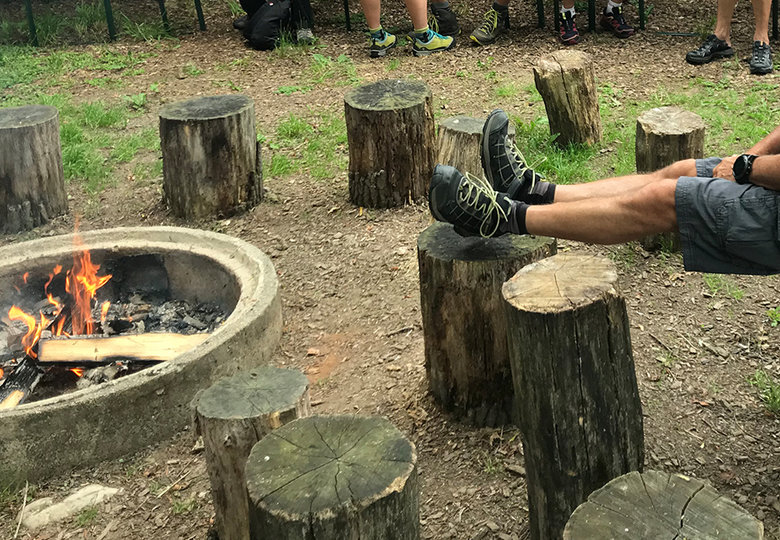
<box><xmin>37</xmin><ymin>333</ymin><xmax>210</xmax><ymax>365</ymax></box>
<box><xmin>0</xmin><ymin>359</ymin><xmax>42</xmax><ymax>410</ymax></box>
<box><xmin>194</xmin><ymin>367</ymin><xmax>311</xmax><ymax>540</ymax></box>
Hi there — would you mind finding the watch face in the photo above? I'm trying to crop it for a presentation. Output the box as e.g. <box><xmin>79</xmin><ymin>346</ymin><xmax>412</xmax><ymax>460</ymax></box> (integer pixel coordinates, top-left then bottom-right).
<box><xmin>734</xmin><ymin>156</ymin><xmax>746</xmax><ymax>178</ymax></box>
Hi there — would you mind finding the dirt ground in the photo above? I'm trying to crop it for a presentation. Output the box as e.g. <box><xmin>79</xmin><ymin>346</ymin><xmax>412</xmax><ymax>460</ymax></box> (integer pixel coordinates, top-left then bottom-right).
<box><xmin>1</xmin><ymin>0</ymin><xmax>779</xmax><ymax>538</ymax></box>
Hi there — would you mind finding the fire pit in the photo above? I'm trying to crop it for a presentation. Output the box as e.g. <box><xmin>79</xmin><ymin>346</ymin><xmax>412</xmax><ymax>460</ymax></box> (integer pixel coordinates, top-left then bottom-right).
<box><xmin>0</xmin><ymin>227</ymin><xmax>281</xmax><ymax>485</ymax></box>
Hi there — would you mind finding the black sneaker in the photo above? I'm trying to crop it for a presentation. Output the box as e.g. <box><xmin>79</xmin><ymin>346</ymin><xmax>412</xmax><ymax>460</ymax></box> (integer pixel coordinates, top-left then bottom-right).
<box><xmin>431</xmin><ymin>4</ymin><xmax>461</xmax><ymax>36</ymax></box>
<box><xmin>559</xmin><ymin>10</ymin><xmax>580</xmax><ymax>45</ymax></box>
<box><xmin>750</xmin><ymin>41</ymin><xmax>773</xmax><ymax>74</ymax></box>
<box><xmin>429</xmin><ymin>164</ymin><xmax>514</xmax><ymax>238</ymax></box>
<box><xmin>599</xmin><ymin>5</ymin><xmax>634</xmax><ymax>38</ymax></box>
<box><xmin>685</xmin><ymin>34</ymin><xmax>734</xmax><ymax>65</ymax></box>
<box><xmin>481</xmin><ymin>109</ymin><xmax>551</xmax><ymax>204</ymax></box>
<box><xmin>233</xmin><ymin>15</ymin><xmax>248</xmax><ymax>31</ymax></box>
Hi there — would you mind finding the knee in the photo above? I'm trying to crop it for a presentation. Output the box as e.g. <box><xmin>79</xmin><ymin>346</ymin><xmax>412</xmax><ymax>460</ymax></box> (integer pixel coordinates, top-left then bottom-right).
<box><xmin>630</xmin><ymin>178</ymin><xmax>678</xmax><ymax>230</ymax></box>
<box><xmin>654</xmin><ymin>159</ymin><xmax>697</xmax><ymax>180</ymax></box>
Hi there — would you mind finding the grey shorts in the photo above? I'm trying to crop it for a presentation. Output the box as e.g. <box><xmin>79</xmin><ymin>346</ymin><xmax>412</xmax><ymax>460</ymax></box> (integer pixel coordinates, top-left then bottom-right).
<box><xmin>675</xmin><ymin>157</ymin><xmax>780</xmax><ymax>275</ymax></box>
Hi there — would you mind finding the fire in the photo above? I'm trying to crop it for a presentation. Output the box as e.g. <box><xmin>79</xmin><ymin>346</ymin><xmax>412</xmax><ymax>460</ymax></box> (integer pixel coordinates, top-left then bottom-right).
<box><xmin>8</xmin><ymin>306</ymin><xmax>48</xmax><ymax>359</ymax></box>
<box><xmin>70</xmin><ymin>368</ymin><xmax>84</xmax><ymax>378</ymax></box>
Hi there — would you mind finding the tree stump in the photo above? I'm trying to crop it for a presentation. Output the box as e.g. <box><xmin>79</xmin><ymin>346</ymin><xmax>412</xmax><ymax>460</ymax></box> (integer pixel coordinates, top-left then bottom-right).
<box><xmin>533</xmin><ymin>50</ymin><xmax>602</xmax><ymax>147</ymax></box>
<box><xmin>564</xmin><ymin>470</ymin><xmax>764</xmax><ymax>539</ymax></box>
<box><xmin>194</xmin><ymin>367</ymin><xmax>310</xmax><ymax>540</ymax></box>
<box><xmin>436</xmin><ymin>116</ymin><xmax>515</xmax><ymax>180</ymax></box>
<box><xmin>418</xmin><ymin>222</ymin><xmax>556</xmax><ymax>427</ymax></box>
<box><xmin>345</xmin><ymin>79</ymin><xmax>435</xmax><ymax>208</ymax></box>
<box><xmin>246</xmin><ymin>415</ymin><xmax>419</xmax><ymax>539</ymax></box>
<box><xmin>159</xmin><ymin>94</ymin><xmax>262</xmax><ymax>220</ymax></box>
<box><xmin>636</xmin><ymin>106</ymin><xmax>705</xmax><ymax>251</ymax></box>
<box><xmin>0</xmin><ymin>105</ymin><xmax>67</xmax><ymax>234</ymax></box>
<box><xmin>501</xmin><ymin>254</ymin><xmax>644</xmax><ymax>540</ymax></box>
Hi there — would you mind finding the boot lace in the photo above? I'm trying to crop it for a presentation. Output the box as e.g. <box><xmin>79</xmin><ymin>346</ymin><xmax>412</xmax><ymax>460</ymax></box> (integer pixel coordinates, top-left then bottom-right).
<box><xmin>457</xmin><ymin>172</ymin><xmax>508</xmax><ymax>238</ymax></box>
<box><xmin>477</xmin><ymin>9</ymin><xmax>499</xmax><ymax>35</ymax></box>
<box><xmin>752</xmin><ymin>42</ymin><xmax>770</xmax><ymax>64</ymax></box>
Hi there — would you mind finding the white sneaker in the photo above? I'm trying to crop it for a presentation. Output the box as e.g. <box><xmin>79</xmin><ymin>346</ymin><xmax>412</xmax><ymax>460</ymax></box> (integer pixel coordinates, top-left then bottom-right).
<box><xmin>296</xmin><ymin>28</ymin><xmax>316</xmax><ymax>45</ymax></box>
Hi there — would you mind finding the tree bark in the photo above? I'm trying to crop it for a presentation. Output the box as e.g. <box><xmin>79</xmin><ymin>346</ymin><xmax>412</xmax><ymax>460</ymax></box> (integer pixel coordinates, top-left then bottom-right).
<box><xmin>194</xmin><ymin>367</ymin><xmax>310</xmax><ymax>540</ymax></box>
<box><xmin>533</xmin><ymin>50</ymin><xmax>602</xmax><ymax>147</ymax></box>
<box><xmin>345</xmin><ymin>79</ymin><xmax>435</xmax><ymax>208</ymax></box>
<box><xmin>0</xmin><ymin>105</ymin><xmax>67</xmax><ymax>234</ymax></box>
<box><xmin>436</xmin><ymin>116</ymin><xmax>515</xmax><ymax>180</ymax></box>
<box><xmin>418</xmin><ymin>222</ymin><xmax>556</xmax><ymax>427</ymax></box>
<box><xmin>635</xmin><ymin>107</ymin><xmax>705</xmax><ymax>251</ymax></box>
<box><xmin>160</xmin><ymin>95</ymin><xmax>262</xmax><ymax>220</ymax></box>
<box><xmin>564</xmin><ymin>470</ymin><xmax>764</xmax><ymax>539</ymax></box>
<box><xmin>246</xmin><ymin>415</ymin><xmax>419</xmax><ymax>540</ymax></box>
<box><xmin>502</xmin><ymin>254</ymin><xmax>644</xmax><ymax>540</ymax></box>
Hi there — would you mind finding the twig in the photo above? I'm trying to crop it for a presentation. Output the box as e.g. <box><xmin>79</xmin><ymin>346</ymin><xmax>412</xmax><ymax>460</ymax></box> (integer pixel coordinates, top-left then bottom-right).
<box><xmin>386</xmin><ymin>325</ymin><xmax>415</xmax><ymax>337</ymax></box>
<box><xmin>14</xmin><ymin>481</ymin><xmax>28</xmax><ymax>539</ymax></box>
<box><xmin>649</xmin><ymin>332</ymin><xmax>672</xmax><ymax>351</ymax></box>
<box><xmin>156</xmin><ymin>459</ymin><xmax>196</xmax><ymax>498</ymax></box>
<box><xmin>96</xmin><ymin>518</ymin><xmax>119</xmax><ymax>540</ymax></box>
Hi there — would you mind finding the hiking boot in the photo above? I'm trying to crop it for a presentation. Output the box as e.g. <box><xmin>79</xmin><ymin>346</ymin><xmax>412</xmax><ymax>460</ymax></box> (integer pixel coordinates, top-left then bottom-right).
<box><xmin>232</xmin><ymin>15</ymin><xmax>248</xmax><ymax>31</ymax></box>
<box><xmin>559</xmin><ymin>10</ymin><xmax>580</xmax><ymax>45</ymax></box>
<box><xmin>431</xmin><ymin>4</ymin><xmax>461</xmax><ymax>36</ymax></box>
<box><xmin>429</xmin><ymin>164</ymin><xmax>514</xmax><ymax>238</ymax></box>
<box><xmin>749</xmin><ymin>41</ymin><xmax>773</xmax><ymax>74</ymax></box>
<box><xmin>469</xmin><ymin>8</ymin><xmax>510</xmax><ymax>45</ymax></box>
<box><xmin>481</xmin><ymin>109</ymin><xmax>551</xmax><ymax>204</ymax></box>
<box><xmin>685</xmin><ymin>34</ymin><xmax>734</xmax><ymax>65</ymax></box>
<box><xmin>369</xmin><ymin>31</ymin><xmax>397</xmax><ymax>58</ymax></box>
<box><xmin>599</xmin><ymin>5</ymin><xmax>634</xmax><ymax>38</ymax></box>
<box><xmin>412</xmin><ymin>30</ymin><xmax>455</xmax><ymax>56</ymax></box>
<box><xmin>296</xmin><ymin>28</ymin><xmax>316</xmax><ymax>45</ymax></box>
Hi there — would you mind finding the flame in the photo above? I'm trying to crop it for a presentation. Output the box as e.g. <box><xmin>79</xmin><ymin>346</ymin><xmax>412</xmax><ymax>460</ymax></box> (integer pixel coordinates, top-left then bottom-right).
<box><xmin>8</xmin><ymin>306</ymin><xmax>48</xmax><ymax>359</ymax></box>
<box><xmin>0</xmin><ymin>367</ymin><xmax>4</xmax><ymax>379</ymax></box>
<box><xmin>70</xmin><ymin>368</ymin><xmax>84</xmax><ymax>377</ymax></box>
<box><xmin>22</xmin><ymin>272</ymin><xmax>29</xmax><ymax>284</ymax></box>
<box><xmin>100</xmin><ymin>301</ymin><xmax>111</xmax><ymax>328</ymax></box>
<box><xmin>66</xmin><ymin>237</ymin><xmax>111</xmax><ymax>335</ymax></box>
<box><xmin>0</xmin><ymin>390</ymin><xmax>25</xmax><ymax>410</ymax></box>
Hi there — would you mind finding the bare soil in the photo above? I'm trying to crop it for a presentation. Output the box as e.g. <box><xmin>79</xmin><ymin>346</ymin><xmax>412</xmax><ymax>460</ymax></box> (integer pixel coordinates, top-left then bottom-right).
<box><xmin>1</xmin><ymin>0</ymin><xmax>779</xmax><ymax>538</ymax></box>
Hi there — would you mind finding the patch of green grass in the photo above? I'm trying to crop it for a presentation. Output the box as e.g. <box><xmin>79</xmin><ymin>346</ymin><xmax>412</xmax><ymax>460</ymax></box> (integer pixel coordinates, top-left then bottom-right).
<box><xmin>748</xmin><ymin>370</ymin><xmax>780</xmax><ymax>414</ymax></box>
<box><xmin>120</xmin><ymin>14</ymin><xmax>171</xmax><ymax>42</ymax></box>
<box><xmin>171</xmin><ymin>497</ymin><xmax>198</xmax><ymax>515</ymax></box>
<box><xmin>226</xmin><ymin>0</ymin><xmax>244</xmax><ymax>17</ymax></box>
<box><xmin>494</xmin><ymin>82</ymin><xmax>519</xmax><ymax>98</ymax></box>
<box><xmin>481</xmin><ymin>452</ymin><xmax>503</xmax><ymax>475</ymax></box>
<box><xmin>76</xmin><ymin>506</ymin><xmax>99</xmax><ymax>527</ymax></box>
<box><xmin>265</xmin><ymin>111</ymin><xmax>347</xmax><ymax>179</ymax></box>
<box><xmin>182</xmin><ymin>63</ymin><xmax>204</xmax><ymax>77</ymax></box>
<box><xmin>608</xmin><ymin>243</ymin><xmax>638</xmax><ymax>269</ymax></box>
<box><xmin>276</xmin><ymin>85</ymin><xmax>307</xmax><ymax>95</ymax></box>
<box><xmin>702</xmin><ymin>274</ymin><xmax>744</xmax><ymax>300</ymax></box>
<box><xmin>132</xmin><ymin>159</ymin><xmax>163</xmax><ymax>182</ymax></box>
<box><xmin>123</xmin><ymin>92</ymin><xmax>147</xmax><ymax>111</ymax></box>
<box><xmin>767</xmin><ymin>307</ymin><xmax>780</xmax><ymax>327</ymax></box>
<box><xmin>110</xmin><ymin>128</ymin><xmax>159</xmax><ymax>162</ymax></box>
<box><xmin>386</xmin><ymin>58</ymin><xmax>401</xmax><ymax>71</ymax></box>
<box><xmin>277</xmin><ymin>114</ymin><xmax>314</xmax><ymax>141</ymax></box>
<box><xmin>307</xmin><ymin>53</ymin><xmax>359</xmax><ymax>86</ymax></box>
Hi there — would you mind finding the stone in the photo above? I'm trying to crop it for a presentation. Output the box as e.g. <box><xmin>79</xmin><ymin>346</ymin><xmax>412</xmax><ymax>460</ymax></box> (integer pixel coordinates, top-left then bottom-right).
<box><xmin>22</xmin><ymin>484</ymin><xmax>120</xmax><ymax>530</ymax></box>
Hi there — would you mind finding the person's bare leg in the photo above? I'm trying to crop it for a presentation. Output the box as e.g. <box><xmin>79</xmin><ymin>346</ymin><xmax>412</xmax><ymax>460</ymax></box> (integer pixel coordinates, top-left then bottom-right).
<box><xmin>752</xmin><ymin>0</ymin><xmax>771</xmax><ymax>43</ymax></box>
<box><xmin>496</xmin><ymin>0</ymin><xmax>511</xmax><ymax>6</ymax></box>
<box><xmin>526</xmin><ymin>178</ymin><xmax>678</xmax><ymax>243</ymax></box>
<box><xmin>552</xmin><ymin>159</ymin><xmax>697</xmax><ymax>202</ymax></box>
<box><xmin>405</xmin><ymin>0</ymin><xmax>428</xmax><ymax>29</ymax></box>
<box><xmin>713</xmin><ymin>0</ymin><xmax>738</xmax><ymax>44</ymax></box>
<box><xmin>360</xmin><ymin>0</ymin><xmax>382</xmax><ymax>29</ymax></box>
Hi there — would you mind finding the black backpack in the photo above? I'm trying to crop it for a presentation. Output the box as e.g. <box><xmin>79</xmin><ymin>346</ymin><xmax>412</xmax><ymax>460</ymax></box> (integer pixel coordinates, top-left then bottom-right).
<box><xmin>243</xmin><ymin>0</ymin><xmax>291</xmax><ymax>50</ymax></box>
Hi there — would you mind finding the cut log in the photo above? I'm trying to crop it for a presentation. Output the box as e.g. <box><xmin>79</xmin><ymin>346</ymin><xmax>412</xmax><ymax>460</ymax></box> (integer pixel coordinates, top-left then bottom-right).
<box><xmin>564</xmin><ymin>470</ymin><xmax>764</xmax><ymax>539</ymax></box>
<box><xmin>195</xmin><ymin>367</ymin><xmax>310</xmax><ymax>540</ymax></box>
<box><xmin>417</xmin><ymin>222</ymin><xmax>556</xmax><ymax>426</ymax></box>
<box><xmin>0</xmin><ymin>358</ymin><xmax>42</xmax><ymax>410</ymax></box>
<box><xmin>501</xmin><ymin>254</ymin><xmax>644</xmax><ymax>540</ymax></box>
<box><xmin>345</xmin><ymin>79</ymin><xmax>435</xmax><ymax>208</ymax></box>
<box><xmin>436</xmin><ymin>116</ymin><xmax>515</xmax><ymax>180</ymax></box>
<box><xmin>0</xmin><ymin>105</ymin><xmax>68</xmax><ymax>234</ymax></box>
<box><xmin>636</xmin><ymin>106</ymin><xmax>705</xmax><ymax>251</ymax></box>
<box><xmin>37</xmin><ymin>332</ymin><xmax>209</xmax><ymax>364</ymax></box>
<box><xmin>533</xmin><ymin>50</ymin><xmax>602</xmax><ymax>147</ymax></box>
<box><xmin>160</xmin><ymin>95</ymin><xmax>262</xmax><ymax>219</ymax></box>
<box><xmin>246</xmin><ymin>415</ymin><xmax>419</xmax><ymax>540</ymax></box>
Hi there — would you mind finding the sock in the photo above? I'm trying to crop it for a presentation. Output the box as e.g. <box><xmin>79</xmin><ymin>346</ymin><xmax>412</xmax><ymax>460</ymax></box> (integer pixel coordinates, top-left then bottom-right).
<box><xmin>560</xmin><ymin>5</ymin><xmax>575</xmax><ymax>16</ymax></box>
<box><xmin>432</xmin><ymin>1</ymin><xmax>450</xmax><ymax>8</ymax></box>
<box><xmin>493</xmin><ymin>1</ymin><xmax>509</xmax><ymax>12</ymax></box>
<box><xmin>606</xmin><ymin>0</ymin><xmax>622</xmax><ymax>13</ymax></box>
<box><xmin>501</xmin><ymin>201</ymin><xmax>529</xmax><ymax>235</ymax></box>
<box><xmin>369</xmin><ymin>26</ymin><xmax>385</xmax><ymax>39</ymax></box>
<box><xmin>415</xmin><ymin>26</ymin><xmax>432</xmax><ymax>40</ymax></box>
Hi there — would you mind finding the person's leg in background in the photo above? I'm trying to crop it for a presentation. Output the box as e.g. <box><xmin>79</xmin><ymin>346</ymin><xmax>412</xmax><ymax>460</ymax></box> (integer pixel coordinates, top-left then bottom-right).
<box><xmin>291</xmin><ymin>0</ymin><xmax>316</xmax><ymax>43</ymax></box>
<box><xmin>685</xmin><ymin>0</ymin><xmax>737</xmax><ymax>64</ymax></box>
<box><xmin>470</xmin><ymin>0</ymin><xmax>510</xmax><ymax>45</ymax></box>
<box><xmin>749</xmin><ymin>0</ymin><xmax>773</xmax><ymax>73</ymax></box>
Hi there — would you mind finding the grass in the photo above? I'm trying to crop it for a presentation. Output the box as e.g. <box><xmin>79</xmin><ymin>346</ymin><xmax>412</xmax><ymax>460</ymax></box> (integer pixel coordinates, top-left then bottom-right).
<box><xmin>702</xmin><ymin>274</ymin><xmax>745</xmax><ymax>300</ymax></box>
<box><xmin>171</xmin><ymin>497</ymin><xmax>198</xmax><ymax>514</ymax></box>
<box><xmin>76</xmin><ymin>506</ymin><xmax>99</xmax><ymax>527</ymax></box>
<box><xmin>481</xmin><ymin>452</ymin><xmax>504</xmax><ymax>475</ymax></box>
<box><xmin>748</xmin><ymin>370</ymin><xmax>780</xmax><ymax>415</ymax></box>
<box><xmin>768</xmin><ymin>307</ymin><xmax>780</xmax><ymax>327</ymax></box>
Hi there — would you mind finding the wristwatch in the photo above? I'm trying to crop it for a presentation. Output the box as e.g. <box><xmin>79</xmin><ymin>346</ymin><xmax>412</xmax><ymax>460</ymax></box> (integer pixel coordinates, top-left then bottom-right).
<box><xmin>733</xmin><ymin>154</ymin><xmax>758</xmax><ymax>185</ymax></box>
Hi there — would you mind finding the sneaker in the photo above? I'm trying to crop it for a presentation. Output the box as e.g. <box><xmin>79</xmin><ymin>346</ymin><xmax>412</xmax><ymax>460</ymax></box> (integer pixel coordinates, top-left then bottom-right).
<box><xmin>429</xmin><ymin>164</ymin><xmax>513</xmax><ymax>238</ymax></box>
<box><xmin>685</xmin><ymin>34</ymin><xmax>734</xmax><ymax>65</ymax></box>
<box><xmin>599</xmin><ymin>5</ymin><xmax>634</xmax><ymax>38</ymax></box>
<box><xmin>412</xmin><ymin>30</ymin><xmax>455</xmax><ymax>56</ymax></box>
<box><xmin>481</xmin><ymin>109</ymin><xmax>549</xmax><ymax>203</ymax></box>
<box><xmin>369</xmin><ymin>31</ymin><xmax>397</xmax><ymax>58</ymax></box>
<box><xmin>559</xmin><ymin>11</ymin><xmax>580</xmax><ymax>45</ymax></box>
<box><xmin>232</xmin><ymin>15</ymin><xmax>248</xmax><ymax>31</ymax></box>
<box><xmin>469</xmin><ymin>8</ymin><xmax>510</xmax><ymax>46</ymax></box>
<box><xmin>749</xmin><ymin>41</ymin><xmax>773</xmax><ymax>74</ymax></box>
<box><xmin>431</xmin><ymin>4</ymin><xmax>461</xmax><ymax>36</ymax></box>
<box><xmin>296</xmin><ymin>28</ymin><xmax>316</xmax><ymax>45</ymax></box>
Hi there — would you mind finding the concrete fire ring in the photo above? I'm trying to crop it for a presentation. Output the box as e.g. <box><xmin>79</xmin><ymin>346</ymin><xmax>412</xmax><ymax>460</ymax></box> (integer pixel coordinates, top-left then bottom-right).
<box><xmin>0</xmin><ymin>226</ymin><xmax>282</xmax><ymax>486</ymax></box>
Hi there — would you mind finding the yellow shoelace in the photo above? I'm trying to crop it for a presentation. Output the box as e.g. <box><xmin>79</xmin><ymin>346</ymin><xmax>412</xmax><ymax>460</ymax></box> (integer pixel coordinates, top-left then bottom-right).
<box><xmin>477</xmin><ymin>9</ymin><xmax>499</xmax><ymax>34</ymax></box>
<box><xmin>457</xmin><ymin>172</ymin><xmax>509</xmax><ymax>238</ymax></box>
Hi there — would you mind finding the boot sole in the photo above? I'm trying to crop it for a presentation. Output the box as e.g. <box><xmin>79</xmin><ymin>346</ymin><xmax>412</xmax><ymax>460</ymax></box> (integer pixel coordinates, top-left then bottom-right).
<box><xmin>369</xmin><ymin>42</ymin><xmax>397</xmax><ymax>58</ymax></box>
<box><xmin>412</xmin><ymin>40</ymin><xmax>456</xmax><ymax>56</ymax></box>
<box><xmin>685</xmin><ymin>48</ymin><xmax>734</xmax><ymax>65</ymax></box>
<box><xmin>750</xmin><ymin>64</ymin><xmax>774</xmax><ymax>74</ymax></box>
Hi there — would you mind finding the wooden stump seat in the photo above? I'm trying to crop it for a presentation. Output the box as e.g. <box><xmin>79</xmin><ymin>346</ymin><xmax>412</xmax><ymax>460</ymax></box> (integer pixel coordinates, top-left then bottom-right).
<box><xmin>160</xmin><ymin>94</ymin><xmax>262</xmax><ymax>220</ymax></box>
<box><xmin>246</xmin><ymin>415</ymin><xmax>419</xmax><ymax>539</ymax></box>
<box><xmin>0</xmin><ymin>105</ymin><xmax>67</xmax><ymax>234</ymax></box>
<box><xmin>345</xmin><ymin>79</ymin><xmax>435</xmax><ymax>208</ymax></box>
<box><xmin>417</xmin><ymin>222</ymin><xmax>556</xmax><ymax>427</ymax></box>
<box><xmin>564</xmin><ymin>470</ymin><xmax>764</xmax><ymax>539</ymax></box>
<box><xmin>502</xmin><ymin>253</ymin><xmax>644</xmax><ymax>540</ymax></box>
<box><xmin>195</xmin><ymin>367</ymin><xmax>310</xmax><ymax>540</ymax></box>
<box><xmin>436</xmin><ymin>115</ymin><xmax>515</xmax><ymax>180</ymax></box>
<box><xmin>533</xmin><ymin>50</ymin><xmax>602</xmax><ymax>147</ymax></box>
